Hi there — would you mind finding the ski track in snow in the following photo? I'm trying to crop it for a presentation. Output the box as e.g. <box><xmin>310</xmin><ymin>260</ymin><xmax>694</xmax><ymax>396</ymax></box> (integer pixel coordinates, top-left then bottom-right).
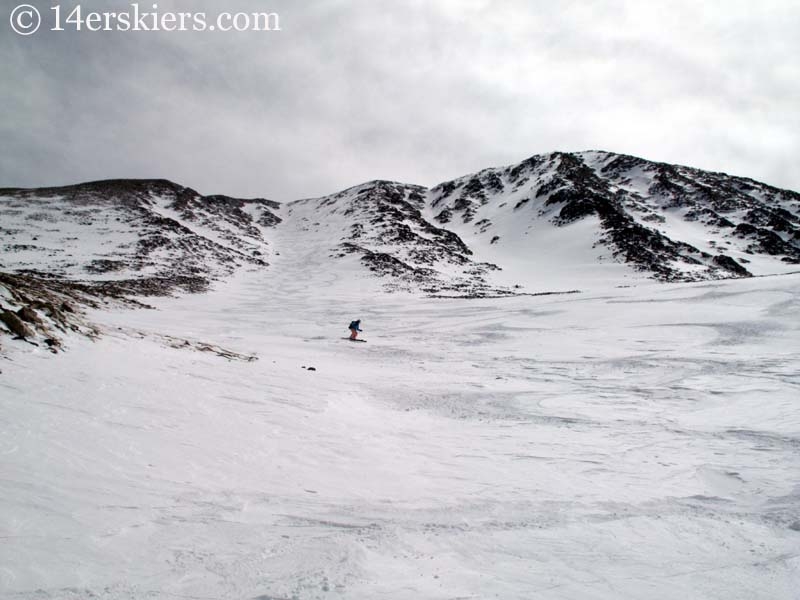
<box><xmin>1</xmin><ymin>225</ymin><xmax>799</xmax><ymax>599</ymax></box>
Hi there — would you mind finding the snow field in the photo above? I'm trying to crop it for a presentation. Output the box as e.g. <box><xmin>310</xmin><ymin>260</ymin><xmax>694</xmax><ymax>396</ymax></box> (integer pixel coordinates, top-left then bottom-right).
<box><xmin>1</xmin><ymin>264</ymin><xmax>799</xmax><ymax>599</ymax></box>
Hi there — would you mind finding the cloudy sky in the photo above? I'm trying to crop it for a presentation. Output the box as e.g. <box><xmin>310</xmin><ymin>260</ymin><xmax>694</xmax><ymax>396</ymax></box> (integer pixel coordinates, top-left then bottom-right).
<box><xmin>2</xmin><ymin>0</ymin><xmax>798</xmax><ymax>201</ymax></box>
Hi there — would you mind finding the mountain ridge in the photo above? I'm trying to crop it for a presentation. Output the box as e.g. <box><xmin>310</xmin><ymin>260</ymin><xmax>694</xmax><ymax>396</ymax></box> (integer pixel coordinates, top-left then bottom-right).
<box><xmin>2</xmin><ymin>149</ymin><xmax>800</xmax><ymax>352</ymax></box>
<box><xmin>2</xmin><ymin>150</ymin><xmax>799</xmax><ymax>299</ymax></box>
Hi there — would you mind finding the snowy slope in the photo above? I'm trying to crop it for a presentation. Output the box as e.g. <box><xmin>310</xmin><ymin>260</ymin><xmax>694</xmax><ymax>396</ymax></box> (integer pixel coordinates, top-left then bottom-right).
<box><xmin>1</xmin><ymin>151</ymin><xmax>800</xmax><ymax>598</ymax></box>
<box><xmin>274</xmin><ymin>151</ymin><xmax>800</xmax><ymax>294</ymax></box>
<box><xmin>1</xmin><ymin>264</ymin><xmax>799</xmax><ymax>599</ymax></box>
<box><xmin>286</xmin><ymin>181</ymin><xmax>510</xmax><ymax>296</ymax></box>
<box><xmin>3</xmin><ymin>151</ymin><xmax>800</xmax><ymax>301</ymax></box>
<box><xmin>0</xmin><ymin>179</ymin><xmax>281</xmax><ymax>296</ymax></box>
<box><xmin>426</xmin><ymin>151</ymin><xmax>800</xmax><ymax>289</ymax></box>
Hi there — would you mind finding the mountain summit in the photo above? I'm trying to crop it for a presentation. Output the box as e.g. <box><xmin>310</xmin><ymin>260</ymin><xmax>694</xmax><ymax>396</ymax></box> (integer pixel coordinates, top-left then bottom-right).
<box><xmin>2</xmin><ymin>150</ymin><xmax>798</xmax><ymax>300</ymax></box>
<box><xmin>422</xmin><ymin>150</ymin><xmax>799</xmax><ymax>288</ymax></box>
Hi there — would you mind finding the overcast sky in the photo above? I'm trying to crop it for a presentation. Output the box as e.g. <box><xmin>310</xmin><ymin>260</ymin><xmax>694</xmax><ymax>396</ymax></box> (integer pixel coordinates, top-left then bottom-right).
<box><xmin>2</xmin><ymin>0</ymin><xmax>798</xmax><ymax>201</ymax></box>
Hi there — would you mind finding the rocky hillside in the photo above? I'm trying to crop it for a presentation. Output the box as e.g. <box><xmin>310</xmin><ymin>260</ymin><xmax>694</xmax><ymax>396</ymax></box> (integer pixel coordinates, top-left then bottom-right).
<box><xmin>427</xmin><ymin>151</ymin><xmax>800</xmax><ymax>284</ymax></box>
<box><xmin>2</xmin><ymin>151</ymin><xmax>799</xmax><ymax>306</ymax></box>
<box><xmin>0</xmin><ymin>179</ymin><xmax>281</xmax><ymax>297</ymax></box>
<box><xmin>0</xmin><ymin>179</ymin><xmax>283</xmax><ymax>352</ymax></box>
<box><xmin>286</xmin><ymin>181</ymin><xmax>507</xmax><ymax>296</ymax></box>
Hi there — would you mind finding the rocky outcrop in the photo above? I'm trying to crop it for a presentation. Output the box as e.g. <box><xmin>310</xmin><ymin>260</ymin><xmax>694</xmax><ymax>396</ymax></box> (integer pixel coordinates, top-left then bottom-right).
<box><xmin>0</xmin><ymin>271</ymin><xmax>114</xmax><ymax>352</ymax></box>
<box><xmin>2</xmin><ymin>152</ymin><xmax>799</xmax><ymax>305</ymax></box>
<box><xmin>301</xmin><ymin>181</ymin><xmax>505</xmax><ymax>296</ymax></box>
<box><xmin>429</xmin><ymin>151</ymin><xmax>798</xmax><ymax>282</ymax></box>
<box><xmin>0</xmin><ymin>179</ymin><xmax>281</xmax><ymax>297</ymax></box>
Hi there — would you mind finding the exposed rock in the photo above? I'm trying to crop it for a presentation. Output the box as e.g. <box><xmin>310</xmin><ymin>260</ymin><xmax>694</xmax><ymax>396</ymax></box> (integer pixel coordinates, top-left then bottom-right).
<box><xmin>16</xmin><ymin>306</ymin><xmax>43</xmax><ymax>325</ymax></box>
<box><xmin>712</xmin><ymin>254</ymin><xmax>752</xmax><ymax>277</ymax></box>
<box><xmin>3</xmin><ymin>153</ymin><xmax>799</xmax><ymax>307</ymax></box>
<box><xmin>1</xmin><ymin>310</ymin><xmax>33</xmax><ymax>339</ymax></box>
<box><xmin>0</xmin><ymin>178</ymin><xmax>281</xmax><ymax>298</ymax></box>
<box><xmin>0</xmin><ymin>271</ymin><xmax>108</xmax><ymax>352</ymax></box>
<box><xmin>431</xmin><ymin>150</ymin><xmax>800</xmax><ymax>283</ymax></box>
<box><xmin>44</xmin><ymin>338</ymin><xmax>61</xmax><ymax>349</ymax></box>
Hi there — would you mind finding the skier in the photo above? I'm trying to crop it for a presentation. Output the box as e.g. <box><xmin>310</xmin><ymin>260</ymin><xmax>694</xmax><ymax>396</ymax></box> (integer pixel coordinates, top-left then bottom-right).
<box><xmin>348</xmin><ymin>319</ymin><xmax>362</xmax><ymax>340</ymax></box>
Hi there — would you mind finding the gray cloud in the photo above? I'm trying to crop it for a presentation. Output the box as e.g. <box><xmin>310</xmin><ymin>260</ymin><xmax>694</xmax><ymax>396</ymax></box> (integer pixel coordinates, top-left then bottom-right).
<box><xmin>2</xmin><ymin>0</ymin><xmax>798</xmax><ymax>200</ymax></box>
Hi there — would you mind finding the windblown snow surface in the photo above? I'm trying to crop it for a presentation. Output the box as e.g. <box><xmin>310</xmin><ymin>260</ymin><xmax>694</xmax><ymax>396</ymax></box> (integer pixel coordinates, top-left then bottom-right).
<box><xmin>1</xmin><ymin>151</ymin><xmax>800</xmax><ymax>599</ymax></box>
<box><xmin>2</xmin><ymin>235</ymin><xmax>799</xmax><ymax>599</ymax></box>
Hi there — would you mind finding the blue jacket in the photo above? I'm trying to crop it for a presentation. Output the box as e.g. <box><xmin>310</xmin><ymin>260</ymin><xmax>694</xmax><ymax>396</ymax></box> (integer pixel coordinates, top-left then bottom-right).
<box><xmin>349</xmin><ymin>320</ymin><xmax>362</xmax><ymax>331</ymax></box>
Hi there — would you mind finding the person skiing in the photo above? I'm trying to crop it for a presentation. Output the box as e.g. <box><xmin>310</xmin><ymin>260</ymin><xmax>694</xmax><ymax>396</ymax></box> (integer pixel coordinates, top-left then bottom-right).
<box><xmin>348</xmin><ymin>319</ymin><xmax>362</xmax><ymax>340</ymax></box>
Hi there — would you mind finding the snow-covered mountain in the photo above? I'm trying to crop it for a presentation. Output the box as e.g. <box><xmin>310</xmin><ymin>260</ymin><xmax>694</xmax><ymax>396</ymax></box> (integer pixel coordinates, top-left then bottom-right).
<box><xmin>2</xmin><ymin>154</ymin><xmax>800</xmax><ymax>599</ymax></box>
<box><xmin>0</xmin><ymin>179</ymin><xmax>283</xmax><ymax>349</ymax></box>
<box><xmin>262</xmin><ymin>150</ymin><xmax>800</xmax><ymax>296</ymax></box>
<box><xmin>427</xmin><ymin>151</ymin><xmax>800</xmax><ymax>286</ymax></box>
<box><xmin>285</xmin><ymin>180</ymin><xmax>508</xmax><ymax>296</ymax></box>
<box><xmin>3</xmin><ymin>150</ymin><xmax>798</xmax><ymax>303</ymax></box>
<box><xmin>0</xmin><ymin>178</ymin><xmax>281</xmax><ymax>296</ymax></box>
